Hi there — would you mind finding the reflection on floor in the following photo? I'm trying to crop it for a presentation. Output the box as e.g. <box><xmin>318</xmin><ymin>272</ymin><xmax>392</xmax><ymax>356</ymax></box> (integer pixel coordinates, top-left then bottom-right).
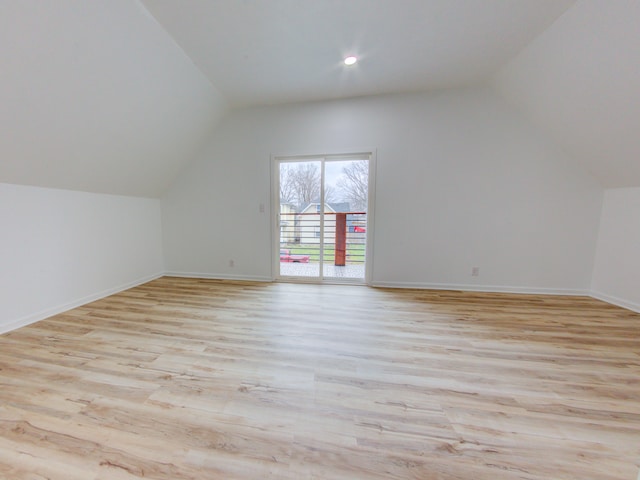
<box><xmin>279</xmin><ymin>262</ymin><xmax>365</xmax><ymax>280</ymax></box>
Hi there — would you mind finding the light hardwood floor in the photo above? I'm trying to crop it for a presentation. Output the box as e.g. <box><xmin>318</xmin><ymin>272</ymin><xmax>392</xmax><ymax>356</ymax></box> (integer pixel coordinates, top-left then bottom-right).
<box><xmin>0</xmin><ymin>276</ymin><xmax>639</xmax><ymax>479</ymax></box>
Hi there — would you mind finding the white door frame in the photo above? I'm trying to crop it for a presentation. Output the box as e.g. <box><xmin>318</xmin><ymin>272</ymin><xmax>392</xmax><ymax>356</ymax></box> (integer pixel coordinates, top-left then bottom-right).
<box><xmin>270</xmin><ymin>150</ymin><xmax>376</xmax><ymax>285</ymax></box>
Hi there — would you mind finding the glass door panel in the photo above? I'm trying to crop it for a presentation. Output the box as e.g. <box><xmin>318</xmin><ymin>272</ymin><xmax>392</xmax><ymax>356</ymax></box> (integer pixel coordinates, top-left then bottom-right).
<box><xmin>278</xmin><ymin>160</ymin><xmax>322</xmax><ymax>279</ymax></box>
<box><xmin>276</xmin><ymin>156</ymin><xmax>369</xmax><ymax>283</ymax></box>
<box><xmin>322</xmin><ymin>160</ymin><xmax>368</xmax><ymax>280</ymax></box>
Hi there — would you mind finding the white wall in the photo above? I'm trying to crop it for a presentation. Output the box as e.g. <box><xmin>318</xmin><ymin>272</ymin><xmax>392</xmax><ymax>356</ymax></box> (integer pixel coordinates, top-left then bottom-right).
<box><xmin>162</xmin><ymin>87</ymin><xmax>603</xmax><ymax>293</ymax></box>
<box><xmin>493</xmin><ymin>0</ymin><xmax>640</xmax><ymax>188</ymax></box>
<box><xmin>0</xmin><ymin>183</ymin><xmax>164</xmax><ymax>332</ymax></box>
<box><xmin>0</xmin><ymin>0</ymin><xmax>227</xmax><ymax>197</ymax></box>
<box><xmin>591</xmin><ymin>187</ymin><xmax>640</xmax><ymax>312</ymax></box>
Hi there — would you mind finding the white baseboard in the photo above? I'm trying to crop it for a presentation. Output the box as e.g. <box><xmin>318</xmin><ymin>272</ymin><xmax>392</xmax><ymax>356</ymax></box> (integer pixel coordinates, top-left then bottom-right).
<box><xmin>164</xmin><ymin>277</ymin><xmax>640</xmax><ymax>313</ymax></box>
<box><xmin>371</xmin><ymin>280</ymin><xmax>590</xmax><ymax>296</ymax></box>
<box><xmin>165</xmin><ymin>271</ymin><xmax>272</xmax><ymax>282</ymax></box>
<box><xmin>0</xmin><ymin>272</ymin><xmax>163</xmax><ymax>335</ymax></box>
<box><xmin>5</xmin><ymin>273</ymin><xmax>635</xmax><ymax>337</ymax></box>
<box><xmin>590</xmin><ymin>290</ymin><xmax>640</xmax><ymax>314</ymax></box>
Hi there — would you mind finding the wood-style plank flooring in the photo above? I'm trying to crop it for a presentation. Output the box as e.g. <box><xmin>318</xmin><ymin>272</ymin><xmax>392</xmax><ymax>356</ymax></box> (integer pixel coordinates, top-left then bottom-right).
<box><xmin>0</xmin><ymin>276</ymin><xmax>639</xmax><ymax>479</ymax></box>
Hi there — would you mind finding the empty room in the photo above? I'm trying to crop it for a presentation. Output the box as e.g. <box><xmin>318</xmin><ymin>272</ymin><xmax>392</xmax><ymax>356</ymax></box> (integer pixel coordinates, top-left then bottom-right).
<box><xmin>0</xmin><ymin>0</ymin><xmax>639</xmax><ymax>479</ymax></box>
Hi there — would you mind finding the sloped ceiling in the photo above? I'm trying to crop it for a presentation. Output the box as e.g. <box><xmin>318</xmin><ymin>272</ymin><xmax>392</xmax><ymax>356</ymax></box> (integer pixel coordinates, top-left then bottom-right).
<box><xmin>141</xmin><ymin>0</ymin><xmax>574</xmax><ymax>107</ymax></box>
<box><xmin>493</xmin><ymin>0</ymin><xmax>640</xmax><ymax>188</ymax></box>
<box><xmin>0</xmin><ymin>0</ymin><xmax>226</xmax><ymax>198</ymax></box>
<box><xmin>6</xmin><ymin>1</ymin><xmax>637</xmax><ymax>196</ymax></box>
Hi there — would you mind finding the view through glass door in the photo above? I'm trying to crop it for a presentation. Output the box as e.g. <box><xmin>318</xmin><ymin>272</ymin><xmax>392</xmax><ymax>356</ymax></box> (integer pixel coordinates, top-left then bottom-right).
<box><xmin>276</xmin><ymin>154</ymin><xmax>371</xmax><ymax>282</ymax></box>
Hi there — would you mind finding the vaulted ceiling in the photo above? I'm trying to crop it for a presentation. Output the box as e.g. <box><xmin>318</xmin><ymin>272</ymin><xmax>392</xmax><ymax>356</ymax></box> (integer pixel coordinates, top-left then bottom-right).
<box><xmin>140</xmin><ymin>0</ymin><xmax>573</xmax><ymax>107</ymax></box>
<box><xmin>493</xmin><ymin>0</ymin><xmax>640</xmax><ymax>188</ymax></box>
<box><xmin>0</xmin><ymin>1</ymin><xmax>227</xmax><ymax>197</ymax></box>
<box><xmin>2</xmin><ymin>0</ymin><xmax>638</xmax><ymax>197</ymax></box>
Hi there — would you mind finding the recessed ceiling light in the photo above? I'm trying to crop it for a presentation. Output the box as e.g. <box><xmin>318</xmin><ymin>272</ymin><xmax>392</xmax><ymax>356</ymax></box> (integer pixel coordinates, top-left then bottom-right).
<box><xmin>344</xmin><ymin>56</ymin><xmax>357</xmax><ymax>66</ymax></box>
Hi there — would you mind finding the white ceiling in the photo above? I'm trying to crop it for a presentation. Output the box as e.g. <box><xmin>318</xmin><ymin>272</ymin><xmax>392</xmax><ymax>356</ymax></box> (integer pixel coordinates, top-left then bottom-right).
<box><xmin>493</xmin><ymin>0</ymin><xmax>640</xmax><ymax>188</ymax></box>
<box><xmin>0</xmin><ymin>0</ymin><xmax>226</xmax><ymax>197</ymax></box>
<box><xmin>3</xmin><ymin>0</ymin><xmax>640</xmax><ymax>196</ymax></box>
<box><xmin>141</xmin><ymin>0</ymin><xmax>575</xmax><ymax>107</ymax></box>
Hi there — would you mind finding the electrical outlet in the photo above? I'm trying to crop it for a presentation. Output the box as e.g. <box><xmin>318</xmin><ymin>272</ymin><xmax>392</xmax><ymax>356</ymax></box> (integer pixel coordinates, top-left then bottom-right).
<box><xmin>259</xmin><ymin>203</ymin><xmax>265</xmax><ymax>213</ymax></box>
<box><xmin>229</xmin><ymin>259</ymin><xmax>235</xmax><ymax>267</ymax></box>
<box><xmin>471</xmin><ymin>266</ymin><xmax>480</xmax><ymax>277</ymax></box>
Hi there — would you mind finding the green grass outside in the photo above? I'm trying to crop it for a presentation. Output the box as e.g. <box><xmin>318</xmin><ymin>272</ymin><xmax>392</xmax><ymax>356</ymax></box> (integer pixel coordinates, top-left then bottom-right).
<box><xmin>283</xmin><ymin>243</ymin><xmax>365</xmax><ymax>264</ymax></box>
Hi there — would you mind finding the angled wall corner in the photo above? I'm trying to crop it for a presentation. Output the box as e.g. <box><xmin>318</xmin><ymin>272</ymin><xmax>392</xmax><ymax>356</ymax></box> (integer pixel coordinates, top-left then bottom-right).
<box><xmin>492</xmin><ymin>0</ymin><xmax>640</xmax><ymax>189</ymax></box>
<box><xmin>0</xmin><ymin>0</ymin><xmax>228</xmax><ymax>198</ymax></box>
<box><xmin>591</xmin><ymin>187</ymin><xmax>640</xmax><ymax>313</ymax></box>
<box><xmin>0</xmin><ymin>183</ymin><xmax>164</xmax><ymax>332</ymax></box>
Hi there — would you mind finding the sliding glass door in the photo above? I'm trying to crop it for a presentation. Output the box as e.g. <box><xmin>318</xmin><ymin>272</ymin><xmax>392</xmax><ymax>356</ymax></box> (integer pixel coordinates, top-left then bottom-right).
<box><xmin>274</xmin><ymin>154</ymin><xmax>371</xmax><ymax>283</ymax></box>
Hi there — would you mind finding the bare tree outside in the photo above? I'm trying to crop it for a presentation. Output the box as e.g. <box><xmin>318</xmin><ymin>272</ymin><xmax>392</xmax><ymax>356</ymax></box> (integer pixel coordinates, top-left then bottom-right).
<box><xmin>337</xmin><ymin>161</ymin><xmax>369</xmax><ymax>211</ymax></box>
<box><xmin>323</xmin><ymin>185</ymin><xmax>337</xmax><ymax>204</ymax></box>
<box><xmin>280</xmin><ymin>162</ymin><xmax>337</xmax><ymax>208</ymax></box>
<box><xmin>292</xmin><ymin>162</ymin><xmax>320</xmax><ymax>206</ymax></box>
<box><xmin>278</xmin><ymin>158</ymin><xmax>369</xmax><ymax>279</ymax></box>
<box><xmin>279</xmin><ymin>162</ymin><xmax>318</xmax><ymax>207</ymax></box>
<box><xmin>279</xmin><ymin>163</ymin><xmax>297</xmax><ymax>204</ymax></box>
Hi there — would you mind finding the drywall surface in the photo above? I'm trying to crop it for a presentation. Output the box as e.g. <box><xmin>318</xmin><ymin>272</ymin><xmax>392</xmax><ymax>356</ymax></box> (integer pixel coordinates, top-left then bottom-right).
<box><xmin>493</xmin><ymin>0</ymin><xmax>640</xmax><ymax>188</ymax></box>
<box><xmin>163</xmin><ymin>87</ymin><xmax>602</xmax><ymax>293</ymax></box>
<box><xmin>0</xmin><ymin>183</ymin><xmax>163</xmax><ymax>331</ymax></box>
<box><xmin>591</xmin><ymin>187</ymin><xmax>640</xmax><ymax>312</ymax></box>
<box><xmin>0</xmin><ymin>0</ymin><xmax>227</xmax><ymax>197</ymax></box>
